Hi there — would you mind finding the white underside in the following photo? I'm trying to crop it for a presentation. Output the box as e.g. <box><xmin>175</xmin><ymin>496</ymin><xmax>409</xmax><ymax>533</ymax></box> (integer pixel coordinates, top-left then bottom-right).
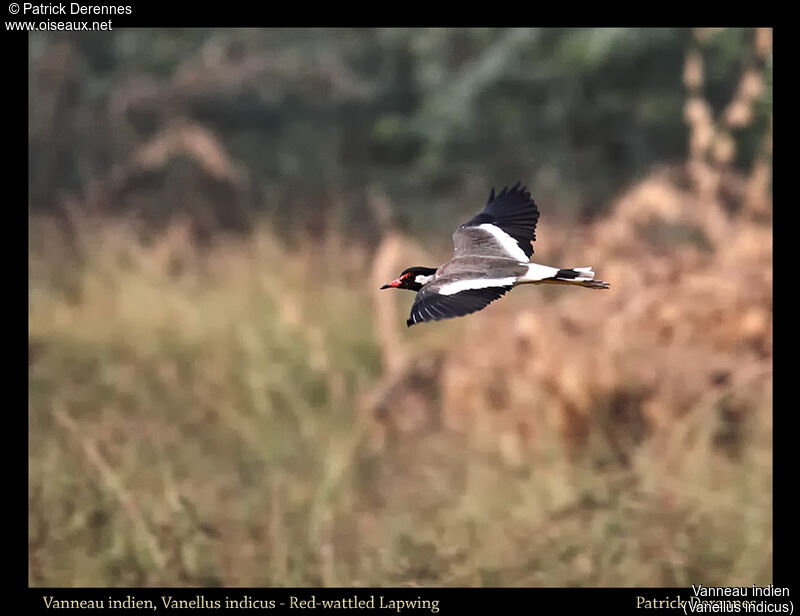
<box><xmin>519</xmin><ymin>264</ymin><xmax>597</xmax><ymax>283</ymax></box>
<box><xmin>437</xmin><ymin>265</ymin><xmax>598</xmax><ymax>295</ymax></box>
<box><xmin>518</xmin><ymin>263</ymin><xmax>561</xmax><ymax>282</ymax></box>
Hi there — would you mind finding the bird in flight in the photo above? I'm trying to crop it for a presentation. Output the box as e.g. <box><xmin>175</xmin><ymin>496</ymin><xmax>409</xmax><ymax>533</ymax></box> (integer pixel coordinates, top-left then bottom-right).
<box><xmin>381</xmin><ymin>182</ymin><xmax>609</xmax><ymax>327</ymax></box>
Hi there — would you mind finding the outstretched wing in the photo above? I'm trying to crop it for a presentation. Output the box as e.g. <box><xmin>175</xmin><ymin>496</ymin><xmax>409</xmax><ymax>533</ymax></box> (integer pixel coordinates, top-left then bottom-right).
<box><xmin>406</xmin><ymin>283</ymin><xmax>512</xmax><ymax>327</ymax></box>
<box><xmin>453</xmin><ymin>182</ymin><xmax>540</xmax><ymax>261</ymax></box>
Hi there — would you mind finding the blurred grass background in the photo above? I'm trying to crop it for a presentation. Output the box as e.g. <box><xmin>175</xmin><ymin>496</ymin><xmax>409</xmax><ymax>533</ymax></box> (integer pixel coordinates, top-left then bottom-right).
<box><xmin>29</xmin><ymin>27</ymin><xmax>772</xmax><ymax>587</ymax></box>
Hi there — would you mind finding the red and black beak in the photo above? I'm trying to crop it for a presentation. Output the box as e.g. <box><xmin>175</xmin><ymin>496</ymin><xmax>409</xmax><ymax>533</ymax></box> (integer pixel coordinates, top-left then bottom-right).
<box><xmin>380</xmin><ymin>277</ymin><xmax>403</xmax><ymax>290</ymax></box>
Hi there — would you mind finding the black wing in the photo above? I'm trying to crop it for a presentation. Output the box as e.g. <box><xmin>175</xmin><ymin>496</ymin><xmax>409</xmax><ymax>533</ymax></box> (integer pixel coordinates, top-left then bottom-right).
<box><xmin>457</xmin><ymin>182</ymin><xmax>540</xmax><ymax>259</ymax></box>
<box><xmin>407</xmin><ymin>284</ymin><xmax>511</xmax><ymax>327</ymax></box>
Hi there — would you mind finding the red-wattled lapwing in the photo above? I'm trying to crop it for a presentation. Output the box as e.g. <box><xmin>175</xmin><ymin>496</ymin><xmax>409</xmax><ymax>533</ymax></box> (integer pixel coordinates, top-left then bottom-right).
<box><xmin>381</xmin><ymin>182</ymin><xmax>609</xmax><ymax>327</ymax></box>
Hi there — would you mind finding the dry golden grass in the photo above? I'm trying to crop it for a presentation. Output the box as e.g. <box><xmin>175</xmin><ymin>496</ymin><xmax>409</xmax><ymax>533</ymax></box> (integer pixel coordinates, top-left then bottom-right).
<box><xmin>28</xmin><ymin>28</ymin><xmax>771</xmax><ymax>588</ymax></box>
<box><xmin>29</xmin><ymin>161</ymin><xmax>771</xmax><ymax>587</ymax></box>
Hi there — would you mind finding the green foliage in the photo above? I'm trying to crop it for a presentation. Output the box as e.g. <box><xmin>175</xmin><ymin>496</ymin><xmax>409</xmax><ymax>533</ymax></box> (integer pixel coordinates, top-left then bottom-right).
<box><xmin>29</xmin><ymin>28</ymin><xmax>771</xmax><ymax>235</ymax></box>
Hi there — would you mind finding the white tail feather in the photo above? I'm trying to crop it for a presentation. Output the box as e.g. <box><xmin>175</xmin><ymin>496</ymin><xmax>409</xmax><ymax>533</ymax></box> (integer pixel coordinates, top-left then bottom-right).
<box><xmin>570</xmin><ymin>266</ymin><xmax>596</xmax><ymax>281</ymax></box>
<box><xmin>519</xmin><ymin>264</ymin><xmax>609</xmax><ymax>289</ymax></box>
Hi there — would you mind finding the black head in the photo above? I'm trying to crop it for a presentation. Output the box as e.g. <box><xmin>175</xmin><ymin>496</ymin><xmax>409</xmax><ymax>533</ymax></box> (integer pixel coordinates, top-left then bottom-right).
<box><xmin>380</xmin><ymin>266</ymin><xmax>437</xmax><ymax>292</ymax></box>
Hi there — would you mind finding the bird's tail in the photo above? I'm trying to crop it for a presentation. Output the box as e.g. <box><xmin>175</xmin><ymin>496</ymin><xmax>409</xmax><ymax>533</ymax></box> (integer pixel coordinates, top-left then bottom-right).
<box><xmin>522</xmin><ymin>264</ymin><xmax>609</xmax><ymax>289</ymax></box>
<box><xmin>550</xmin><ymin>266</ymin><xmax>609</xmax><ymax>289</ymax></box>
